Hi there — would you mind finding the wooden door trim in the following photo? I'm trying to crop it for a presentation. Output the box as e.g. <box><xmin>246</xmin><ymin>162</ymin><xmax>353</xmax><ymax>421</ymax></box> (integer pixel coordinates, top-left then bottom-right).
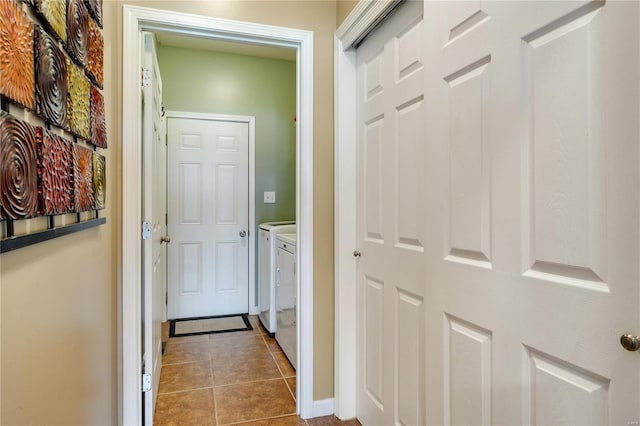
<box><xmin>122</xmin><ymin>6</ymin><xmax>314</xmax><ymax>423</ymax></box>
<box><xmin>334</xmin><ymin>1</ymin><xmax>401</xmax><ymax>420</ymax></box>
<box><xmin>165</xmin><ymin>110</ymin><xmax>256</xmax><ymax>318</ymax></box>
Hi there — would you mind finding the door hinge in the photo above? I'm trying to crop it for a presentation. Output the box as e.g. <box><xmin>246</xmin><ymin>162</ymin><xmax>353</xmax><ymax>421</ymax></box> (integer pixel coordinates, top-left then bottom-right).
<box><xmin>142</xmin><ymin>68</ymin><xmax>151</xmax><ymax>87</ymax></box>
<box><xmin>142</xmin><ymin>221</ymin><xmax>151</xmax><ymax>240</ymax></box>
<box><xmin>142</xmin><ymin>373</ymin><xmax>152</xmax><ymax>393</ymax></box>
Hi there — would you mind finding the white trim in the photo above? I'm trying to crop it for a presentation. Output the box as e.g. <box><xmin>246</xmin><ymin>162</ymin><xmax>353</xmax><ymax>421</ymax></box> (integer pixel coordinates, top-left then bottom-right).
<box><xmin>335</xmin><ymin>0</ymin><xmax>399</xmax><ymax>49</ymax></box>
<box><xmin>334</xmin><ymin>1</ymin><xmax>399</xmax><ymax>421</ymax></box>
<box><xmin>165</xmin><ymin>110</ymin><xmax>258</xmax><ymax>315</ymax></box>
<box><xmin>313</xmin><ymin>398</ymin><xmax>335</xmax><ymax>418</ymax></box>
<box><xmin>121</xmin><ymin>6</ymin><xmax>314</xmax><ymax>424</ymax></box>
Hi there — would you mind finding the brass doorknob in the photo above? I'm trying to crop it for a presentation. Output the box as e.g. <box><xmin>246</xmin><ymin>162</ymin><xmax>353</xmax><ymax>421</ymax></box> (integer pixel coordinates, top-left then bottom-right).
<box><xmin>620</xmin><ymin>334</ymin><xmax>640</xmax><ymax>351</ymax></box>
<box><xmin>161</xmin><ymin>235</ymin><xmax>171</xmax><ymax>244</ymax></box>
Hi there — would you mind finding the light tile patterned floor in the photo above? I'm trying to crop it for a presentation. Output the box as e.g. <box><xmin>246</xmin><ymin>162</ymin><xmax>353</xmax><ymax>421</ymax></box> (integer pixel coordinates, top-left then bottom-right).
<box><xmin>155</xmin><ymin>316</ymin><xmax>360</xmax><ymax>426</ymax></box>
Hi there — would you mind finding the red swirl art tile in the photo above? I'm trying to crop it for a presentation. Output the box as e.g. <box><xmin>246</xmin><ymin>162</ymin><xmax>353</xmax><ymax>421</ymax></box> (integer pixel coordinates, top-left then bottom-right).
<box><xmin>92</xmin><ymin>151</ymin><xmax>105</xmax><ymax>210</ymax></box>
<box><xmin>36</xmin><ymin>127</ymin><xmax>73</xmax><ymax>215</ymax></box>
<box><xmin>90</xmin><ymin>86</ymin><xmax>106</xmax><ymax>148</ymax></box>
<box><xmin>66</xmin><ymin>0</ymin><xmax>88</xmax><ymax>67</ymax></box>
<box><xmin>35</xmin><ymin>0</ymin><xmax>66</xmax><ymax>43</ymax></box>
<box><xmin>87</xmin><ymin>18</ymin><xmax>103</xmax><ymax>88</ymax></box>
<box><xmin>72</xmin><ymin>143</ymin><xmax>94</xmax><ymax>212</ymax></box>
<box><xmin>35</xmin><ymin>25</ymin><xmax>68</xmax><ymax>130</ymax></box>
<box><xmin>0</xmin><ymin>112</ymin><xmax>38</xmax><ymax>219</ymax></box>
<box><xmin>84</xmin><ymin>0</ymin><xmax>102</xmax><ymax>28</ymax></box>
<box><xmin>0</xmin><ymin>0</ymin><xmax>35</xmax><ymax>110</ymax></box>
<box><xmin>67</xmin><ymin>57</ymin><xmax>91</xmax><ymax>140</ymax></box>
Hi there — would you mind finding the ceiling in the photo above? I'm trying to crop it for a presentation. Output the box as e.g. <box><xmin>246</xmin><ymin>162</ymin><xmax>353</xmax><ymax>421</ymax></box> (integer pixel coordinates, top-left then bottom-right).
<box><xmin>154</xmin><ymin>31</ymin><xmax>297</xmax><ymax>62</ymax></box>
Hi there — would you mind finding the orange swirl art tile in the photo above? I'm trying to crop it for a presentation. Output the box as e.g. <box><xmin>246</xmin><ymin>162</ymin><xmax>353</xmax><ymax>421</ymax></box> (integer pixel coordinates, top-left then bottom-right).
<box><xmin>0</xmin><ymin>0</ymin><xmax>35</xmax><ymax>110</ymax></box>
<box><xmin>72</xmin><ymin>143</ymin><xmax>94</xmax><ymax>212</ymax></box>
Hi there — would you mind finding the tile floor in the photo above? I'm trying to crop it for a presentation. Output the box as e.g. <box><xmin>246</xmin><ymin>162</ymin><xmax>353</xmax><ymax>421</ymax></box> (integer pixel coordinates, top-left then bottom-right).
<box><xmin>155</xmin><ymin>315</ymin><xmax>360</xmax><ymax>426</ymax></box>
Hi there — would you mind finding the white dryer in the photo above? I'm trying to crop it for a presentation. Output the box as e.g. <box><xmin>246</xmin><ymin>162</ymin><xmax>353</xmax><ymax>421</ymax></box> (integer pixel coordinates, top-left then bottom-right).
<box><xmin>258</xmin><ymin>221</ymin><xmax>295</xmax><ymax>335</ymax></box>
<box><xmin>275</xmin><ymin>232</ymin><xmax>297</xmax><ymax>369</ymax></box>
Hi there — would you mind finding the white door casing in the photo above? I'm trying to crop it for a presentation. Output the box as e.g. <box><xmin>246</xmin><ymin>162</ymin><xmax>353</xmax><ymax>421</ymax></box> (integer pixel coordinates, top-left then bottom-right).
<box><xmin>167</xmin><ymin>115</ymin><xmax>250</xmax><ymax>319</ymax></box>
<box><xmin>141</xmin><ymin>32</ymin><xmax>164</xmax><ymax>424</ymax></box>
<box><xmin>337</xmin><ymin>1</ymin><xmax>640</xmax><ymax>424</ymax></box>
<box><xmin>122</xmin><ymin>6</ymin><xmax>314</xmax><ymax>423</ymax></box>
<box><xmin>355</xmin><ymin>2</ymin><xmax>425</xmax><ymax>425</ymax></box>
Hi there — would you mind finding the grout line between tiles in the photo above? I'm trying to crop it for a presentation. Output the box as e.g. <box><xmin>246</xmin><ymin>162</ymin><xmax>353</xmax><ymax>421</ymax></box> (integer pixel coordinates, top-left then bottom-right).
<box><xmin>157</xmin><ymin>385</ymin><xmax>213</xmax><ymax>396</ymax></box>
<box><xmin>212</xmin><ymin>376</ymin><xmax>288</xmax><ymax>389</ymax></box>
<box><xmin>217</xmin><ymin>411</ymin><xmax>299</xmax><ymax>426</ymax></box>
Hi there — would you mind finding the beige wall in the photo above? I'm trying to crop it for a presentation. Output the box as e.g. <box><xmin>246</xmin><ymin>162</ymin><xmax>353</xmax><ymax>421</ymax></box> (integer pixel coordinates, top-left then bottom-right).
<box><xmin>0</xmin><ymin>1</ymin><xmax>119</xmax><ymax>424</ymax></box>
<box><xmin>1</xmin><ymin>1</ymin><xmax>339</xmax><ymax>422</ymax></box>
<box><xmin>116</xmin><ymin>0</ymin><xmax>337</xmax><ymax>400</ymax></box>
<box><xmin>336</xmin><ymin>0</ymin><xmax>359</xmax><ymax>27</ymax></box>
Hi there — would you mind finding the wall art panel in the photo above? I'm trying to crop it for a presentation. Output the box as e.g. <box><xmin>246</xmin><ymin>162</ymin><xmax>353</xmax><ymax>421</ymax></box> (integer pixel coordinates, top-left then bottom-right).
<box><xmin>1</xmin><ymin>0</ymin><xmax>107</xmax><ymax>252</ymax></box>
<box><xmin>0</xmin><ymin>0</ymin><xmax>35</xmax><ymax>111</ymax></box>
<box><xmin>90</xmin><ymin>86</ymin><xmax>106</xmax><ymax>148</ymax></box>
<box><xmin>0</xmin><ymin>113</ymin><xmax>39</xmax><ymax>219</ymax></box>
<box><xmin>85</xmin><ymin>0</ymin><xmax>102</xmax><ymax>28</ymax></box>
<box><xmin>36</xmin><ymin>127</ymin><xmax>73</xmax><ymax>215</ymax></box>
<box><xmin>73</xmin><ymin>143</ymin><xmax>94</xmax><ymax>212</ymax></box>
<box><xmin>87</xmin><ymin>18</ymin><xmax>103</xmax><ymax>87</ymax></box>
<box><xmin>35</xmin><ymin>25</ymin><xmax>68</xmax><ymax>130</ymax></box>
<box><xmin>93</xmin><ymin>151</ymin><xmax>105</xmax><ymax>210</ymax></box>
<box><xmin>67</xmin><ymin>57</ymin><xmax>91</xmax><ymax>140</ymax></box>
<box><xmin>67</xmin><ymin>0</ymin><xmax>89</xmax><ymax>68</ymax></box>
<box><xmin>35</xmin><ymin>0</ymin><xmax>67</xmax><ymax>43</ymax></box>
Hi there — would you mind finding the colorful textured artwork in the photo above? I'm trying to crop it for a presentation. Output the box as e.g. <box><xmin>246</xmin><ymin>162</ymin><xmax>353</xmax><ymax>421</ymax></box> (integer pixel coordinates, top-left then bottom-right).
<box><xmin>92</xmin><ymin>152</ymin><xmax>105</xmax><ymax>210</ymax></box>
<box><xmin>0</xmin><ymin>113</ymin><xmax>39</xmax><ymax>219</ymax></box>
<box><xmin>87</xmin><ymin>18</ymin><xmax>103</xmax><ymax>87</ymax></box>
<box><xmin>85</xmin><ymin>0</ymin><xmax>102</xmax><ymax>28</ymax></box>
<box><xmin>67</xmin><ymin>0</ymin><xmax>88</xmax><ymax>67</ymax></box>
<box><xmin>1</xmin><ymin>0</ymin><xmax>107</xmax><ymax>250</ymax></box>
<box><xmin>36</xmin><ymin>127</ymin><xmax>73</xmax><ymax>215</ymax></box>
<box><xmin>73</xmin><ymin>143</ymin><xmax>94</xmax><ymax>212</ymax></box>
<box><xmin>90</xmin><ymin>86</ymin><xmax>106</xmax><ymax>148</ymax></box>
<box><xmin>35</xmin><ymin>26</ymin><xmax>68</xmax><ymax>129</ymax></box>
<box><xmin>36</xmin><ymin>0</ymin><xmax>67</xmax><ymax>43</ymax></box>
<box><xmin>67</xmin><ymin>57</ymin><xmax>91</xmax><ymax>140</ymax></box>
<box><xmin>0</xmin><ymin>0</ymin><xmax>35</xmax><ymax>111</ymax></box>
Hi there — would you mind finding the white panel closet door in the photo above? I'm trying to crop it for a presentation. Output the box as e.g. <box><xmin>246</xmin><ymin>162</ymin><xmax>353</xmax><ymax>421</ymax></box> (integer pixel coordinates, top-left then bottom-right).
<box><xmin>167</xmin><ymin>117</ymin><xmax>249</xmax><ymax>318</ymax></box>
<box><xmin>355</xmin><ymin>2</ymin><xmax>425</xmax><ymax>425</ymax></box>
<box><xmin>423</xmin><ymin>1</ymin><xmax>639</xmax><ymax>425</ymax></box>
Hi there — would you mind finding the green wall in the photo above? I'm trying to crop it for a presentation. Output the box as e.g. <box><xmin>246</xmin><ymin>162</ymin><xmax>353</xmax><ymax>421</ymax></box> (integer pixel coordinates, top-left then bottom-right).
<box><xmin>157</xmin><ymin>46</ymin><xmax>296</xmax><ymax>222</ymax></box>
<box><xmin>156</xmin><ymin>45</ymin><xmax>296</xmax><ymax>302</ymax></box>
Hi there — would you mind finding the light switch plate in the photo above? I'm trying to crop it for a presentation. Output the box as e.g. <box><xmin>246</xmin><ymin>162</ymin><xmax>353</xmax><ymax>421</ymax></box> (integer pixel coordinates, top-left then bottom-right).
<box><xmin>264</xmin><ymin>191</ymin><xmax>276</xmax><ymax>203</ymax></box>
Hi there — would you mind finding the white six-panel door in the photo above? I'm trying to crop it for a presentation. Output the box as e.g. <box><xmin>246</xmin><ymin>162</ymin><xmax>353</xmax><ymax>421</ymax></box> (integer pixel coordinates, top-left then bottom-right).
<box><xmin>423</xmin><ymin>1</ymin><xmax>639</xmax><ymax>424</ymax></box>
<box><xmin>355</xmin><ymin>1</ymin><xmax>639</xmax><ymax>425</ymax></box>
<box><xmin>167</xmin><ymin>117</ymin><xmax>250</xmax><ymax>318</ymax></box>
<box><xmin>356</xmin><ymin>2</ymin><xmax>426</xmax><ymax>425</ymax></box>
<box><xmin>142</xmin><ymin>32</ymin><xmax>165</xmax><ymax>424</ymax></box>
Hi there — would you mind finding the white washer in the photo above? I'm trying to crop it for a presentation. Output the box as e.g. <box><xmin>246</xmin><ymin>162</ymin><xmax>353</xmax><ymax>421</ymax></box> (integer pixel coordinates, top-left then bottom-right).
<box><xmin>258</xmin><ymin>221</ymin><xmax>295</xmax><ymax>334</ymax></box>
<box><xmin>275</xmin><ymin>232</ymin><xmax>297</xmax><ymax>369</ymax></box>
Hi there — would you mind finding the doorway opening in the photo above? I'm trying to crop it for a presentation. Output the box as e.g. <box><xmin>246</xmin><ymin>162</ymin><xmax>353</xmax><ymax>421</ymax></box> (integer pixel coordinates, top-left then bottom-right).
<box><xmin>121</xmin><ymin>6</ymin><xmax>314</xmax><ymax>424</ymax></box>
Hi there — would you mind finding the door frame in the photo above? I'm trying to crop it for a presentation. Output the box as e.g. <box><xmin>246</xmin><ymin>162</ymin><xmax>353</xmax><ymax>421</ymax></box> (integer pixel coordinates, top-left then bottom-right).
<box><xmin>121</xmin><ymin>5</ymin><xmax>315</xmax><ymax>424</ymax></box>
<box><xmin>165</xmin><ymin>110</ymin><xmax>257</xmax><ymax>318</ymax></box>
<box><xmin>333</xmin><ymin>1</ymin><xmax>399</xmax><ymax>420</ymax></box>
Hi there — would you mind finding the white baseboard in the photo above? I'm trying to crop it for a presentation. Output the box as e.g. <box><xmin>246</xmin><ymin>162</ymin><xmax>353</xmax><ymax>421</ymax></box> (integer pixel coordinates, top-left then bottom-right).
<box><xmin>312</xmin><ymin>398</ymin><xmax>335</xmax><ymax>418</ymax></box>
